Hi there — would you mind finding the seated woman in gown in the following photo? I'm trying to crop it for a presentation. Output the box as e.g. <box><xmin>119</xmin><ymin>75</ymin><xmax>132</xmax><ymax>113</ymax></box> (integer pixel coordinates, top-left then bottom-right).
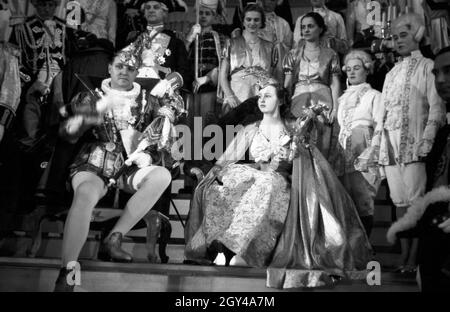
<box><xmin>185</xmin><ymin>76</ymin><xmax>373</xmax><ymax>289</ymax></box>
<box><xmin>185</xmin><ymin>77</ymin><xmax>293</xmax><ymax>267</ymax></box>
<box><xmin>267</xmin><ymin>96</ymin><xmax>373</xmax><ymax>289</ymax></box>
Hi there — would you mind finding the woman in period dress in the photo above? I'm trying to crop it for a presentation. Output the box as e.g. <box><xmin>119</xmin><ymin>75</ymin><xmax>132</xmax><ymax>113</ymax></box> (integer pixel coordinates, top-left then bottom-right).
<box><xmin>267</xmin><ymin>95</ymin><xmax>373</xmax><ymax>289</ymax></box>
<box><xmin>219</xmin><ymin>3</ymin><xmax>276</xmax><ymax>115</ymax></box>
<box><xmin>283</xmin><ymin>12</ymin><xmax>342</xmax><ymax>170</ymax></box>
<box><xmin>185</xmin><ymin>76</ymin><xmax>373</xmax><ymax>288</ymax></box>
<box><xmin>185</xmin><ymin>77</ymin><xmax>292</xmax><ymax>267</ymax></box>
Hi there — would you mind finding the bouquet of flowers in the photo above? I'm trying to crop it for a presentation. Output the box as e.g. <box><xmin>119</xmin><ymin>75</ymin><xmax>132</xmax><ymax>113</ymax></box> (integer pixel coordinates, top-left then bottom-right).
<box><xmin>288</xmin><ymin>101</ymin><xmax>329</xmax><ymax>161</ymax></box>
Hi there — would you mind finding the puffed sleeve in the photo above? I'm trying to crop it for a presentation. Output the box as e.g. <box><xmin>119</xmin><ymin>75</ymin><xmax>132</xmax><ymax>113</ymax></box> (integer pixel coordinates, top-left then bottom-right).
<box><xmin>283</xmin><ymin>49</ymin><xmax>296</xmax><ymax>74</ymax></box>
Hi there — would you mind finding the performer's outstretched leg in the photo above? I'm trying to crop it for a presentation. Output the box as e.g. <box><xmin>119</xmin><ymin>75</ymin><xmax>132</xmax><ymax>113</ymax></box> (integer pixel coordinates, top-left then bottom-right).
<box><xmin>55</xmin><ymin>172</ymin><xmax>106</xmax><ymax>292</ymax></box>
<box><xmin>110</xmin><ymin>166</ymin><xmax>171</xmax><ymax>235</ymax></box>
<box><xmin>62</xmin><ymin>172</ymin><xmax>107</xmax><ymax>266</ymax></box>
<box><xmin>102</xmin><ymin>166</ymin><xmax>171</xmax><ymax>262</ymax></box>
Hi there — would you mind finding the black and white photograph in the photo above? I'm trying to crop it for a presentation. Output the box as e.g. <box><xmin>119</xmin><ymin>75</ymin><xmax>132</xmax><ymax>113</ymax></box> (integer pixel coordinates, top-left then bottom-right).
<box><xmin>0</xmin><ymin>0</ymin><xmax>449</xmax><ymax>298</ymax></box>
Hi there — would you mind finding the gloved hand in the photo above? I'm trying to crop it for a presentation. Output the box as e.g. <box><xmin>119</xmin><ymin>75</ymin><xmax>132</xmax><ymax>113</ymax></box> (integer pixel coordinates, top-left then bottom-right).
<box><xmin>186</xmin><ymin>23</ymin><xmax>201</xmax><ymax>44</ymax></box>
<box><xmin>125</xmin><ymin>152</ymin><xmax>153</xmax><ymax>168</ymax></box>
<box><xmin>193</xmin><ymin>76</ymin><xmax>209</xmax><ymax>93</ymax></box>
<box><xmin>417</xmin><ymin>138</ymin><xmax>433</xmax><ymax>157</ymax></box>
<box><xmin>151</xmin><ymin>79</ymin><xmax>173</xmax><ymax>98</ymax></box>
<box><xmin>64</xmin><ymin>114</ymin><xmax>102</xmax><ymax>135</ymax></box>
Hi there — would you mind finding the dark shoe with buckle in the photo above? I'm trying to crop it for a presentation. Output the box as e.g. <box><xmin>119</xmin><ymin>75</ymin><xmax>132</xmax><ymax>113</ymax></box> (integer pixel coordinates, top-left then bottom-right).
<box><xmin>99</xmin><ymin>232</ymin><xmax>132</xmax><ymax>263</ymax></box>
<box><xmin>54</xmin><ymin>268</ymin><xmax>75</xmax><ymax>292</ymax></box>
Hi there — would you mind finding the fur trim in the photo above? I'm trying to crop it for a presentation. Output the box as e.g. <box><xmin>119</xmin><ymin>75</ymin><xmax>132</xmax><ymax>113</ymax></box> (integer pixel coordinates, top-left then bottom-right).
<box><xmin>386</xmin><ymin>185</ymin><xmax>450</xmax><ymax>244</ymax></box>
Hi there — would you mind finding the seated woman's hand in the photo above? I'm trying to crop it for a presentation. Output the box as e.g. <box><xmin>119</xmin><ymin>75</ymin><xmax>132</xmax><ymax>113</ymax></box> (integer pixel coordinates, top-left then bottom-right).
<box><xmin>211</xmin><ymin>165</ymin><xmax>224</xmax><ymax>184</ymax></box>
<box><xmin>327</xmin><ymin>109</ymin><xmax>337</xmax><ymax>124</ymax></box>
<box><xmin>125</xmin><ymin>152</ymin><xmax>153</xmax><ymax>168</ymax></box>
<box><xmin>273</xmin><ymin>146</ymin><xmax>289</xmax><ymax>162</ymax></box>
<box><xmin>417</xmin><ymin>138</ymin><xmax>434</xmax><ymax>158</ymax></box>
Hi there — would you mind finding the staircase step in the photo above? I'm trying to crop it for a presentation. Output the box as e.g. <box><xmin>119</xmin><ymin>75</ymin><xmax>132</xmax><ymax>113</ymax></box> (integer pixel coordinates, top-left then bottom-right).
<box><xmin>127</xmin><ymin>220</ymin><xmax>185</xmax><ymax>240</ymax></box>
<box><xmin>0</xmin><ymin>257</ymin><xmax>419</xmax><ymax>292</ymax></box>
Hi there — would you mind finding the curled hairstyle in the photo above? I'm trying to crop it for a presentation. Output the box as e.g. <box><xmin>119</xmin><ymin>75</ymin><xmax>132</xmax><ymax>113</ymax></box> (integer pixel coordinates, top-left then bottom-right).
<box><xmin>343</xmin><ymin>49</ymin><xmax>374</xmax><ymax>74</ymax></box>
<box><xmin>392</xmin><ymin>13</ymin><xmax>425</xmax><ymax>42</ymax></box>
<box><xmin>258</xmin><ymin>78</ymin><xmax>290</xmax><ymax>117</ymax></box>
<box><xmin>243</xmin><ymin>3</ymin><xmax>266</xmax><ymax>29</ymax></box>
<box><xmin>300</xmin><ymin>12</ymin><xmax>327</xmax><ymax>37</ymax></box>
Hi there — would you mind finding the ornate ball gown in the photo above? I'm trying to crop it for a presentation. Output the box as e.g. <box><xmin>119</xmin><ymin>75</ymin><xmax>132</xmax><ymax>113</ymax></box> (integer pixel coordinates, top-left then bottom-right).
<box><xmin>184</xmin><ymin>104</ymin><xmax>373</xmax><ymax>288</ymax></box>
<box><xmin>267</xmin><ymin>105</ymin><xmax>373</xmax><ymax>288</ymax></box>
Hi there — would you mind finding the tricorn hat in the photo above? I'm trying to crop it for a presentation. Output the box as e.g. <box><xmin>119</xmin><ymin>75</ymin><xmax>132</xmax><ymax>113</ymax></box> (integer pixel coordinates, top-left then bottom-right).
<box><xmin>139</xmin><ymin>0</ymin><xmax>188</xmax><ymax>13</ymax></box>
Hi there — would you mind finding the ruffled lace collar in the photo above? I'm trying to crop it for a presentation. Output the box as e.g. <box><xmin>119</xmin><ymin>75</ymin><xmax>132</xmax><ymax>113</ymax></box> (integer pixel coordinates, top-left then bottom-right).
<box><xmin>398</xmin><ymin>50</ymin><xmax>423</xmax><ymax>63</ymax></box>
<box><xmin>339</xmin><ymin>82</ymin><xmax>371</xmax><ymax>107</ymax></box>
<box><xmin>344</xmin><ymin>82</ymin><xmax>370</xmax><ymax>95</ymax></box>
<box><xmin>101</xmin><ymin>78</ymin><xmax>141</xmax><ymax>100</ymax></box>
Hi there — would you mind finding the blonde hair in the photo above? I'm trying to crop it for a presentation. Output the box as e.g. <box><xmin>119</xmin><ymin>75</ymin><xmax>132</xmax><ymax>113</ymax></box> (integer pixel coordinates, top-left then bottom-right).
<box><xmin>343</xmin><ymin>49</ymin><xmax>374</xmax><ymax>74</ymax></box>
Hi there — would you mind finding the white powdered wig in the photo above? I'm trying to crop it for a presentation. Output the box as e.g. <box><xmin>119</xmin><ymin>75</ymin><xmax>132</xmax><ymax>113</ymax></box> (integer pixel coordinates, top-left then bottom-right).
<box><xmin>392</xmin><ymin>13</ymin><xmax>425</xmax><ymax>42</ymax></box>
<box><xmin>343</xmin><ymin>49</ymin><xmax>374</xmax><ymax>73</ymax></box>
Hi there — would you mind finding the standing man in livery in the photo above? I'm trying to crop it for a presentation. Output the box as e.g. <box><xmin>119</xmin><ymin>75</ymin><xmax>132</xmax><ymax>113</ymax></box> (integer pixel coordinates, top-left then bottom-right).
<box><xmin>123</xmin><ymin>0</ymin><xmax>193</xmax><ymax>91</ymax></box>
<box><xmin>9</xmin><ymin>0</ymin><xmax>66</xmax><ymax>147</ymax></box>
<box><xmin>185</xmin><ymin>0</ymin><xmax>227</xmax><ymax>126</ymax></box>
<box><xmin>4</xmin><ymin>0</ymin><xmax>67</xmax><ymax>217</ymax></box>
<box><xmin>122</xmin><ymin>0</ymin><xmax>192</xmax><ymax>217</ymax></box>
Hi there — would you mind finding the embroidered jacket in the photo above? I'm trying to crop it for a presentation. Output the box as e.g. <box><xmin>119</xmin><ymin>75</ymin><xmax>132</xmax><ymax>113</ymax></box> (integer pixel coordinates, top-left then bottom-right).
<box><xmin>372</xmin><ymin>50</ymin><xmax>446</xmax><ymax>165</ymax></box>
<box><xmin>337</xmin><ymin>82</ymin><xmax>382</xmax><ymax>173</ymax></box>
<box><xmin>124</xmin><ymin>26</ymin><xmax>193</xmax><ymax>87</ymax></box>
<box><xmin>9</xmin><ymin>15</ymin><xmax>67</xmax><ymax>80</ymax></box>
<box><xmin>61</xmin><ymin>80</ymin><xmax>164</xmax><ymax>180</ymax></box>
<box><xmin>187</xmin><ymin>30</ymin><xmax>227</xmax><ymax>93</ymax></box>
<box><xmin>0</xmin><ymin>44</ymin><xmax>21</xmax><ymax>130</ymax></box>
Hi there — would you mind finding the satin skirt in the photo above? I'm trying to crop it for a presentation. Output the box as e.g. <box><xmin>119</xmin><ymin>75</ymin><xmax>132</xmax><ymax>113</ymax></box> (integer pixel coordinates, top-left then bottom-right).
<box><xmin>267</xmin><ymin>144</ymin><xmax>373</xmax><ymax>288</ymax></box>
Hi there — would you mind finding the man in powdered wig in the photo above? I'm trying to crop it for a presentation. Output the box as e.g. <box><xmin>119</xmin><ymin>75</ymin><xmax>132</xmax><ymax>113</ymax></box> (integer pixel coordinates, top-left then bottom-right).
<box><xmin>369</xmin><ymin>13</ymin><xmax>445</xmax><ymax>275</ymax></box>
